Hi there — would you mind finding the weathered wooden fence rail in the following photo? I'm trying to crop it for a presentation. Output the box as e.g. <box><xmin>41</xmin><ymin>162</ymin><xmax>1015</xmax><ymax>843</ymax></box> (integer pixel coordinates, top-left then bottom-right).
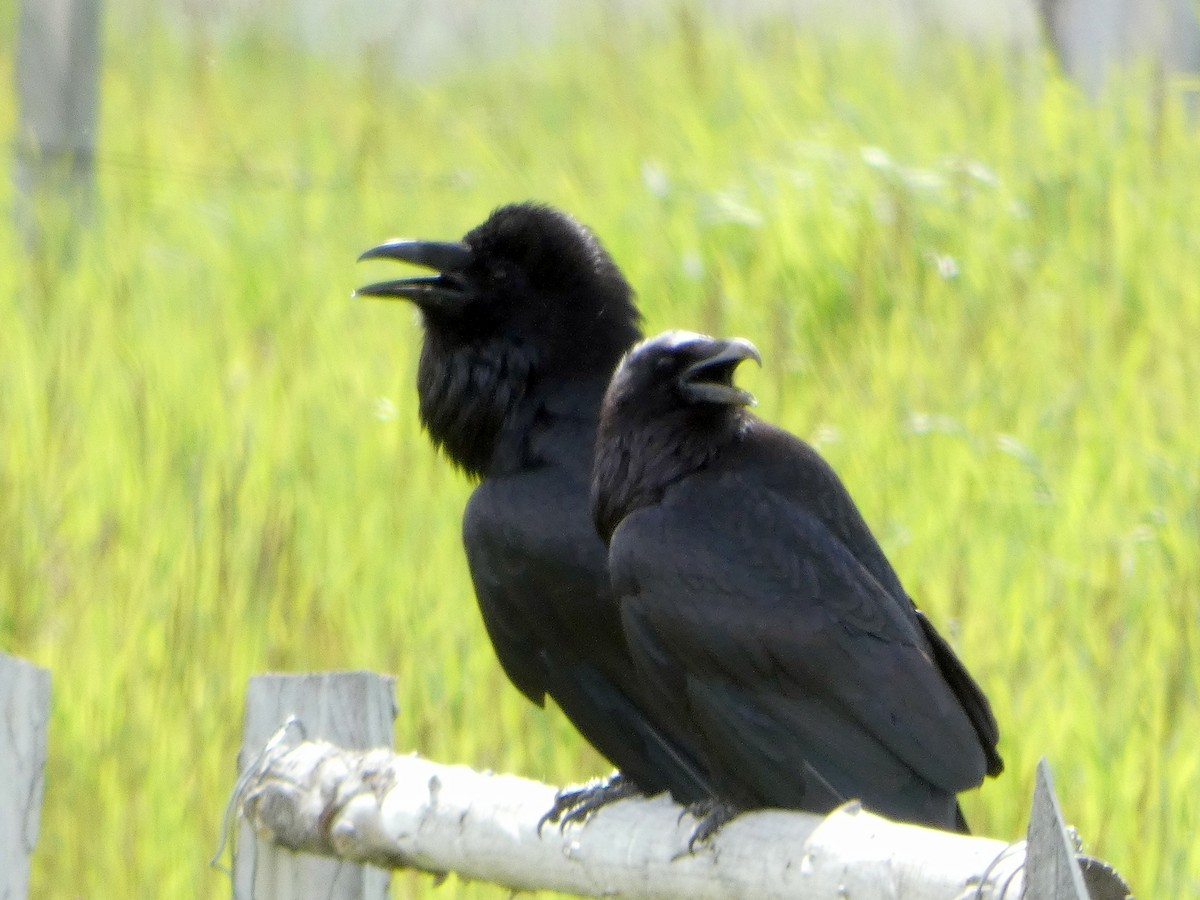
<box><xmin>228</xmin><ymin>672</ymin><xmax>1132</xmax><ymax>900</ymax></box>
<box><xmin>0</xmin><ymin>663</ymin><xmax>1132</xmax><ymax>898</ymax></box>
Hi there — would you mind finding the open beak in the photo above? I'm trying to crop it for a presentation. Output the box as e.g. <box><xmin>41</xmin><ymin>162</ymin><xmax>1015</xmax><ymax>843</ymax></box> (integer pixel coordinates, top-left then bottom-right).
<box><xmin>678</xmin><ymin>337</ymin><xmax>761</xmax><ymax>407</ymax></box>
<box><xmin>355</xmin><ymin>240</ymin><xmax>474</xmax><ymax>309</ymax></box>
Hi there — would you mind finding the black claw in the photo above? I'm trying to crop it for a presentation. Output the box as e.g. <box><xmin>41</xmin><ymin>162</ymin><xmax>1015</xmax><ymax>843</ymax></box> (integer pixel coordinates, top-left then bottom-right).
<box><xmin>682</xmin><ymin>799</ymin><xmax>740</xmax><ymax>853</ymax></box>
<box><xmin>538</xmin><ymin>773</ymin><xmax>641</xmax><ymax>834</ymax></box>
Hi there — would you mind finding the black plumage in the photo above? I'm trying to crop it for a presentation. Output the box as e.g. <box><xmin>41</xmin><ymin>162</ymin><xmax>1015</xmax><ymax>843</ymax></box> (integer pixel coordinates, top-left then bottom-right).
<box><xmin>356</xmin><ymin>204</ymin><xmax>713</xmax><ymax>814</ymax></box>
<box><xmin>591</xmin><ymin>330</ymin><xmax>1003</xmax><ymax>836</ymax></box>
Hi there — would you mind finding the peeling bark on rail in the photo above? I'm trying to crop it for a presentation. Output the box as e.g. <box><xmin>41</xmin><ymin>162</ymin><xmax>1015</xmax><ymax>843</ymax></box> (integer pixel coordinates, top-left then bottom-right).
<box><xmin>232</xmin><ymin>672</ymin><xmax>395</xmax><ymax>900</ymax></box>
<box><xmin>235</xmin><ymin>738</ymin><xmax>1036</xmax><ymax>899</ymax></box>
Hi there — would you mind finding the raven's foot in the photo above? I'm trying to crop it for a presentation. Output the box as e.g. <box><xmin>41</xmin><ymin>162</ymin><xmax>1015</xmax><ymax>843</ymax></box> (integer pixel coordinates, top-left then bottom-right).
<box><xmin>538</xmin><ymin>772</ymin><xmax>640</xmax><ymax>833</ymax></box>
<box><xmin>680</xmin><ymin>799</ymin><xmax>740</xmax><ymax>854</ymax></box>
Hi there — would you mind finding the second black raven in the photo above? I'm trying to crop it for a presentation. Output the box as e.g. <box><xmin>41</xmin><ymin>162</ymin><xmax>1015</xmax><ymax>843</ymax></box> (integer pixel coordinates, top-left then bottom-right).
<box><xmin>592</xmin><ymin>330</ymin><xmax>1003</xmax><ymax>838</ymax></box>
<box><xmin>356</xmin><ymin>204</ymin><xmax>713</xmax><ymax>818</ymax></box>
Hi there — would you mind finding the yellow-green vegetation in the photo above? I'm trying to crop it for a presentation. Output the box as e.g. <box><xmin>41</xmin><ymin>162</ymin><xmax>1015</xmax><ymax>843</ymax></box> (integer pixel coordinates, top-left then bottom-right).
<box><xmin>2</xmin><ymin>12</ymin><xmax>1197</xmax><ymax>898</ymax></box>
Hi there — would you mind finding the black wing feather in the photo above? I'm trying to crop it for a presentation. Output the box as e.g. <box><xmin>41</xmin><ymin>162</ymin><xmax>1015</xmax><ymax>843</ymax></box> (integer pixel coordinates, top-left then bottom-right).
<box><xmin>611</xmin><ymin>470</ymin><xmax>988</xmax><ymax>826</ymax></box>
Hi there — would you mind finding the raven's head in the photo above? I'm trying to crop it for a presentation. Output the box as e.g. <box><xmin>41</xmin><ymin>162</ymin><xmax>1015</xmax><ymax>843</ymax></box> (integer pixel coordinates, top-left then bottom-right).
<box><xmin>357</xmin><ymin>202</ymin><xmax>642</xmax><ymax>477</ymax></box>
<box><xmin>606</xmin><ymin>330</ymin><xmax>760</xmax><ymax>418</ymax></box>
<box><xmin>592</xmin><ymin>331</ymin><xmax>761</xmax><ymax>540</ymax></box>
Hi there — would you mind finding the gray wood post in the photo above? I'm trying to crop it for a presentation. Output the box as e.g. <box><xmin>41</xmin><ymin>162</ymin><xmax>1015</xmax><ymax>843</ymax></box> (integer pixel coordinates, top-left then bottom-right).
<box><xmin>1023</xmin><ymin>758</ymin><xmax>1090</xmax><ymax>899</ymax></box>
<box><xmin>12</xmin><ymin>0</ymin><xmax>103</xmax><ymax>249</ymax></box>
<box><xmin>0</xmin><ymin>652</ymin><xmax>52</xmax><ymax>900</ymax></box>
<box><xmin>1023</xmin><ymin>757</ymin><xmax>1133</xmax><ymax>900</ymax></box>
<box><xmin>234</xmin><ymin>672</ymin><xmax>396</xmax><ymax>900</ymax></box>
<box><xmin>1039</xmin><ymin>0</ymin><xmax>1200</xmax><ymax>99</ymax></box>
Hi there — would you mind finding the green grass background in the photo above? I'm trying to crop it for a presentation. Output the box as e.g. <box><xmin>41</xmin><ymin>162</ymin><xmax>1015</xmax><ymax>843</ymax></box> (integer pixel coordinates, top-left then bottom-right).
<box><xmin>2</xmin><ymin>10</ymin><xmax>1198</xmax><ymax>898</ymax></box>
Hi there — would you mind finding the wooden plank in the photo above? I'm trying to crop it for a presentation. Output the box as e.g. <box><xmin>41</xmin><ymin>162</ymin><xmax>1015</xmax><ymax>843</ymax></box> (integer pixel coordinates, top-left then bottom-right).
<box><xmin>1039</xmin><ymin>0</ymin><xmax>1200</xmax><ymax>98</ymax></box>
<box><xmin>234</xmin><ymin>672</ymin><xmax>396</xmax><ymax>900</ymax></box>
<box><xmin>1022</xmin><ymin>758</ymin><xmax>1090</xmax><ymax>900</ymax></box>
<box><xmin>0</xmin><ymin>652</ymin><xmax>52</xmax><ymax>900</ymax></box>
<box><xmin>13</xmin><ymin>0</ymin><xmax>103</xmax><ymax>246</ymax></box>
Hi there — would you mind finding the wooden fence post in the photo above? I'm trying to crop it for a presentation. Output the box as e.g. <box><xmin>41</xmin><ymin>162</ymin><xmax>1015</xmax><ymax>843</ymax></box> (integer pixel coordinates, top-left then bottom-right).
<box><xmin>1038</xmin><ymin>0</ymin><xmax>1200</xmax><ymax>99</ymax></box>
<box><xmin>0</xmin><ymin>652</ymin><xmax>52</xmax><ymax>900</ymax></box>
<box><xmin>12</xmin><ymin>0</ymin><xmax>103</xmax><ymax>250</ymax></box>
<box><xmin>1024</xmin><ymin>758</ymin><xmax>1132</xmax><ymax>900</ymax></box>
<box><xmin>234</xmin><ymin>672</ymin><xmax>396</xmax><ymax>900</ymax></box>
<box><xmin>1024</xmin><ymin>758</ymin><xmax>1090</xmax><ymax>899</ymax></box>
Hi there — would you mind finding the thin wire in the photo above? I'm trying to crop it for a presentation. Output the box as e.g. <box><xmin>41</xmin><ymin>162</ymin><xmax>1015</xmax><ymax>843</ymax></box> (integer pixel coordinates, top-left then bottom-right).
<box><xmin>8</xmin><ymin>139</ymin><xmax>469</xmax><ymax>194</ymax></box>
<box><xmin>210</xmin><ymin>715</ymin><xmax>308</xmax><ymax>877</ymax></box>
<box><xmin>973</xmin><ymin>838</ymin><xmax>1027</xmax><ymax>899</ymax></box>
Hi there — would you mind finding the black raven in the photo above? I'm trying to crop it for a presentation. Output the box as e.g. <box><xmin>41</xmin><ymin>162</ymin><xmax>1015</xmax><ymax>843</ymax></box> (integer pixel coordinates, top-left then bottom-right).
<box><xmin>592</xmin><ymin>330</ymin><xmax>1003</xmax><ymax>838</ymax></box>
<box><xmin>356</xmin><ymin>204</ymin><xmax>713</xmax><ymax>818</ymax></box>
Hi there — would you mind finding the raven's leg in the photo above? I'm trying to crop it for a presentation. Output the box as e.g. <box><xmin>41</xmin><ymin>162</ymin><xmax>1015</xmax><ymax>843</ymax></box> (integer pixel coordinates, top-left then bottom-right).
<box><xmin>682</xmin><ymin>798</ymin><xmax>740</xmax><ymax>852</ymax></box>
<box><xmin>538</xmin><ymin>772</ymin><xmax>642</xmax><ymax>832</ymax></box>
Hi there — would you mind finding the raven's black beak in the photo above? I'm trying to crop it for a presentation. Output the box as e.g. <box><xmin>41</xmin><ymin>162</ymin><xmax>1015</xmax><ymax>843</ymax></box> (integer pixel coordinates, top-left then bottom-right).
<box><xmin>678</xmin><ymin>337</ymin><xmax>761</xmax><ymax>407</ymax></box>
<box><xmin>355</xmin><ymin>240</ymin><xmax>473</xmax><ymax>309</ymax></box>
